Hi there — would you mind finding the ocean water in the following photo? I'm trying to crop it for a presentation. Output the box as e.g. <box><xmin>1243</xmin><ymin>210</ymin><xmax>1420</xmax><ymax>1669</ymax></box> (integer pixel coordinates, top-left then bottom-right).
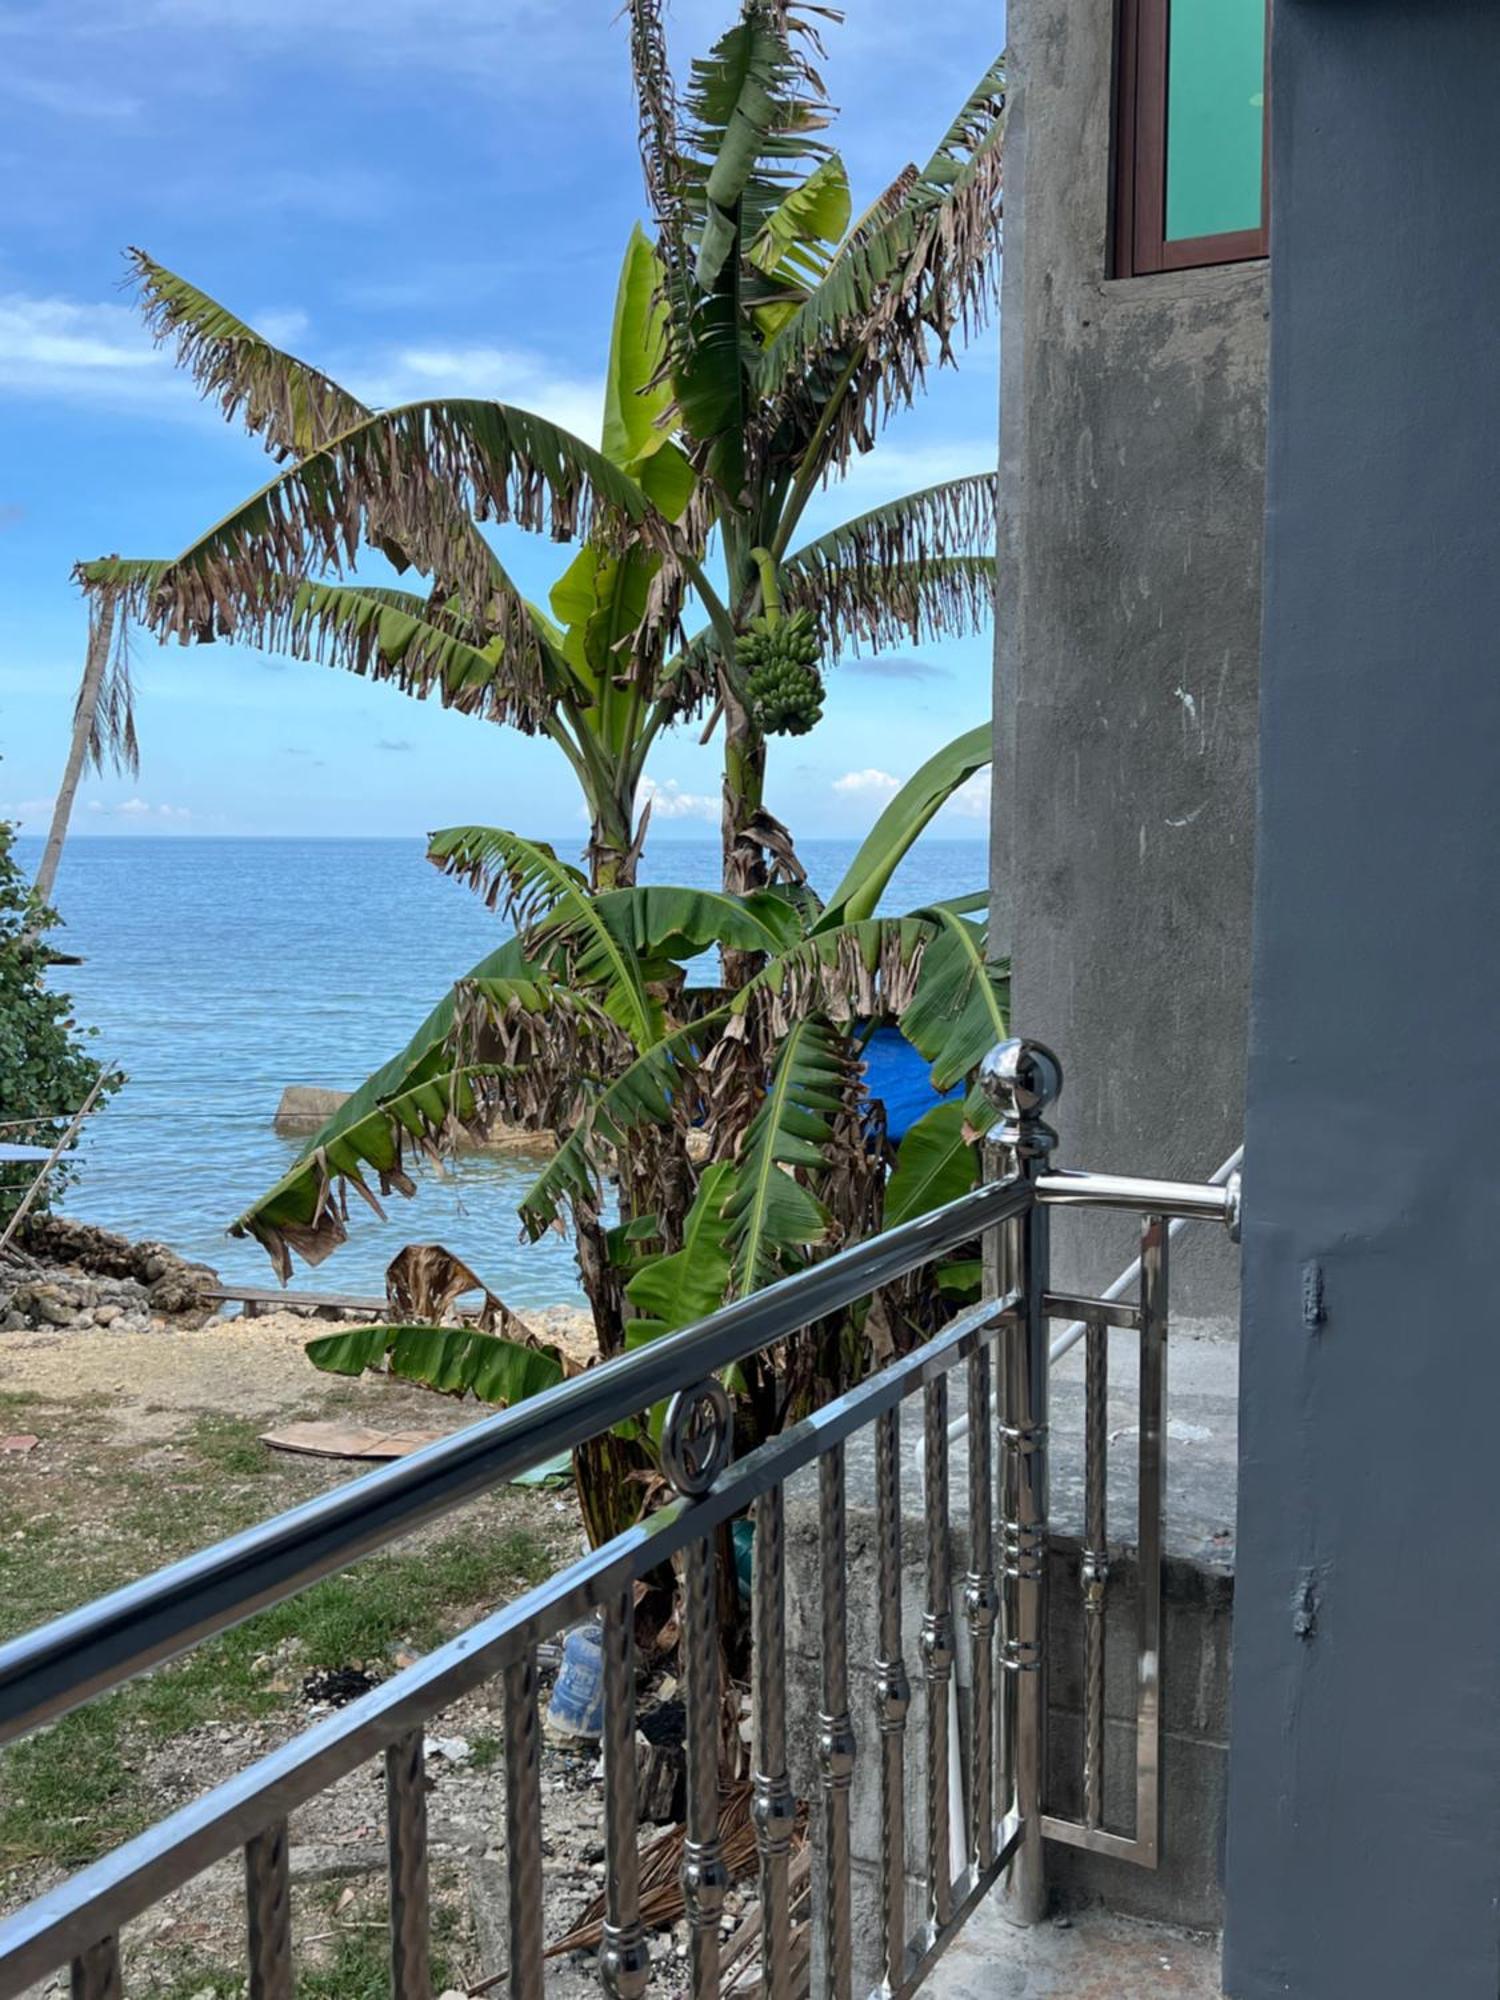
<box><xmin>14</xmin><ymin>836</ymin><xmax>988</xmax><ymax>1306</ymax></box>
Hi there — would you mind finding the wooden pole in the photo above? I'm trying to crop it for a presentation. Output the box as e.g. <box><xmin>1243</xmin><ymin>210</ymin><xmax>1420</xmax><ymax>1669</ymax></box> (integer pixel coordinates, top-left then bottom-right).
<box><xmin>0</xmin><ymin>1068</ymin><xmax>114</xmax><ymax>1259</ymax></box>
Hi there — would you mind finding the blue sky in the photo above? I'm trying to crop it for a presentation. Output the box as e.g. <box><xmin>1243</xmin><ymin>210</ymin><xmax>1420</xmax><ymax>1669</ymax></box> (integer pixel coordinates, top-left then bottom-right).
<box><xmin>0</xmin><ymin>0</ymin><xmax>1002</xmax><ymax>845</ymax></box>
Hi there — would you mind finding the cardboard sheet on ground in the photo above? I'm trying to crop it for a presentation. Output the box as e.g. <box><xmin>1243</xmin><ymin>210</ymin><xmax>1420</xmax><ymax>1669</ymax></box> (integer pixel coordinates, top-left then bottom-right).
<box><xmin>259</xmin><ymin>1420</ymin><xmax>572</xmax><ymax>1486</ymax></box>
<box><xmin>260</xmin><ymin>1421</ymin><xmax>450</xmax><ymax>1460</ymax></box>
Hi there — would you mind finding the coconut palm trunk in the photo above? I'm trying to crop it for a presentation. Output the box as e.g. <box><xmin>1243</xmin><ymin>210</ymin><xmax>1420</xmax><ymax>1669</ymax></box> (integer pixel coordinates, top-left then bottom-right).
<box><xmin>33</xmin><ymin>585</ymin><xmax>123</xmax><ymax>911</ymax></box>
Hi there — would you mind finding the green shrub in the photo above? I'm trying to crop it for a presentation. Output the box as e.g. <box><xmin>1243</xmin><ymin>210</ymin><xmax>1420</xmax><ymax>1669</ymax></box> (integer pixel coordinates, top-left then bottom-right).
<box><xmin>0</xmin><ymin>817</ymin><xmax>116</xmax><ymax>1224</ymax></box>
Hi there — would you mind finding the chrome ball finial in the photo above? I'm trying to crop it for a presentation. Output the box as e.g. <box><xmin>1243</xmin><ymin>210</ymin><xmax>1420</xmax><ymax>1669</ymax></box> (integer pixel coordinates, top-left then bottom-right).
<box><xmin>979</xmin><ymin>1037</ymin><xmax>1063</xmax><ymax>1166</ymax></box>
<box><xmin>979</xmin><ymin>1038</ymin><xmax>1063</xmax><ymax>1121</ymax></box>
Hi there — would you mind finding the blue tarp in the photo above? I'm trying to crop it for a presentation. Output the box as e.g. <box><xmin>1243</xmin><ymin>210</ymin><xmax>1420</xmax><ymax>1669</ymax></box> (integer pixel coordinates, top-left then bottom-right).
<box><xmin>859</xmin><ymin>1027</ymin><xmax>962</xmax><ymax>1141</ymax></box>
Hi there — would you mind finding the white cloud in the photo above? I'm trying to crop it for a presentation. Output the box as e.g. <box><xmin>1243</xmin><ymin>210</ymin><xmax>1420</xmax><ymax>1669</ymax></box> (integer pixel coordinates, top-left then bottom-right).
<box><xmin>253</xmin><ymin>308</ymin><xmax>311</xmax><ymax>349</ymax></box>
<box><xmin>0</xmin><ymin>797</ymin><xmax>56</xmax><ymax>825</ymax></box>
<box><xmin>813</xmin><ymin>440</ymin><xmax>996</xmax><ymax>516</ymax></box>
<box><xmin>641</xmin><ymin>776</ymin><xmax>718</xmax><ymax>823</ymax></box>
<box><xmin>832</xmin><ymin>764</ymin><xmax>990</xmax><ymax>821</ymax></box>
<box><xmin>351</xmin><ymin>345</ymin><xmax>603</xmax><ymax>444</ymax></box>
<box><xmin>942</xmin><ymin>771</ymin><xmax>991</xmax><ymax>821</ymax></box>
<box><xmin>90</xmin><ymin>797</ymin><xmax>192</xmax><ymax>821</ymax></box>
<box><xmin>0</xmin><ymin>289</ymin><xmax>601</xmax><ymax>444</ymax></box>
<box><xmin>833</xmin><ymin>768</ymin><xmax>902</xmax><ymax>798</ymax></box>
<box><xmin>0</xmin><ymin>295</ymin><xmax>164</xmax><ymax>403</ymax></box>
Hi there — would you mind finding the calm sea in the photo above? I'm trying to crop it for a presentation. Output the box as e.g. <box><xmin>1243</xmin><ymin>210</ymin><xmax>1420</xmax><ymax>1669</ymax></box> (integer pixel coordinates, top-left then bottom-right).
<box><xmin>13</xmin><ymin>836</ymin><xmax>988</xmax><ymax>1307</ymax></box>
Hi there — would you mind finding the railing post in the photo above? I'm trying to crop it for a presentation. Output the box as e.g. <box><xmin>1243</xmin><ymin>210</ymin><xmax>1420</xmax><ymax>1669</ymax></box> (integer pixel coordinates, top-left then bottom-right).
<box><xmin>981</xmin><ymin>1037</ymin><xmax>1062</xmax><ymax>1926</ymax></box>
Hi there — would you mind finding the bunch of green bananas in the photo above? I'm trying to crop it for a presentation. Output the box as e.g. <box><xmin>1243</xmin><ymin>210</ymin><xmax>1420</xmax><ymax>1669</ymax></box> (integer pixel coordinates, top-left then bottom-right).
<box><xmin>735</xmin><ymin>607</ymin><xmax>825</xmax><ymax>737</ymax></box>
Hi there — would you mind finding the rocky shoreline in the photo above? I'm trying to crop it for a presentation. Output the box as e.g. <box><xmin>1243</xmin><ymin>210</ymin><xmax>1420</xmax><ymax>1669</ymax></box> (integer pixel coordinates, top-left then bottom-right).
<box><xmin>1</xmin><ymin>1215</ymin><xmax>221</xmax><ymax>1336</ymax></box>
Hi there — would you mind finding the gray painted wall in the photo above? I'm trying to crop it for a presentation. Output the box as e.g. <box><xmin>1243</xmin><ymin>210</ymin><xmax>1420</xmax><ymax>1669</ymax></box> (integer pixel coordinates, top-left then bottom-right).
<box><xmin>1224</xmin><ymin>4</ymin><xmax>1500</xmax><ymax>1994</ymax></box>
<box><xmin>993</xmin><ymin>0</ymin><xmax>1266</xmax><ymax>1310</ymax></box>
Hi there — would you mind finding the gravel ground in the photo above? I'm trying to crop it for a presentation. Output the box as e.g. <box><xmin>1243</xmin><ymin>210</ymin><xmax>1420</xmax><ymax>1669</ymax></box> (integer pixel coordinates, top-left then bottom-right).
<box><xmin>0</xmin><ymin>1301</ymin><xmax>770</xmax><ymax>1998</ymax></box>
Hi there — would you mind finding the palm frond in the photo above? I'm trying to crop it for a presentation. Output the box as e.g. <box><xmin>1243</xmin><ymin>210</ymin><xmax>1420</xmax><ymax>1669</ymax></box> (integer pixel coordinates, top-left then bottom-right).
<box><xmin>236</xmin><ymin>1061</ymin><xmax>516</xmax><ymax>1280</ymax></box>
<box><xmin>230</xmin><ymin>945</ymin><xmax>620</xmax><ymax>1279</ymax></box>
<box><xmin>722</xmin><ymin>1011</ymin><xmax>849</xmax><ymax>1291</ymax></box>
<box><xmin>681</xmin><ymin>5</ymin><xmax>832</xmax><ymax>289</ymax></box>
<box><xmin>75</xmin><ymin>557</ymin><xmax>571</xmax><ymax>733</ymax></box>
<box><xmin>519</xmin><ymin>1010</ymin><xmax>730</xmax><ymax>1238</ymax></box>
<box><xmin>900</xmin><ymin>909</ymin><xmax>1010</xmax><ymax>1092</ymax></box>
<box><xmin>625</xmin><ymin>0</ymin><xmax>685</xmax><ymax>255</ymax></box>
<box><xmin>756</xmin><ymin>51</ymin><xmax>1006</xmax><ymax>474</ymax></box>
<box><xmin>428</xmin><ymin>827</ymin><xmax>663</xmax><ymax>1048</ymax></box>
<box><xmin>657</xmin><ymin>624</ymin><xmax>724</xmax><ymax>710</ymax></box>
<box><xmin>664</xmin><ymin>3</ymin><xmax>837</xmax><ymax>486</ymax></box>
<box><xmin>307</xmin><ymin>1322</ymin><xmax>567</xmax><ymax>1407</ymax></box>
<box><xmin>785</xmin><ymin>554</ymin><xmax>995</xmax><ymax>661</ymax></box>
<box><xmin>101</xmin><ymin>400</ymin><xmax>670</xmax><ymax>678</ymax></box>
<box><xmin>781</xmin><ymin>474</ymin><xmax>997</xmax><ymax>656</ymax></box>
<box><xmin>786</xmin><ymin>474</ymin><xmax>995</xmax><ymax>574</ymax></box>
<box><xmin>81</xmin><ymin>596</ymin><xmax>139</xmax><ymax>777</ymax></box>
<box><xmin>735</xmin><ymin>913</ymin><xmax>934</xmax><ymax>1025</ymax></box>
<box><xmin>128</xmin><ymin>248</ymin><xmax>370</xmax><ymax>461</ymax></box>
<box><xmin>883</xmin><ymin>1094</ymin><xmax>981</xmax><ymax>1227</ymax></box>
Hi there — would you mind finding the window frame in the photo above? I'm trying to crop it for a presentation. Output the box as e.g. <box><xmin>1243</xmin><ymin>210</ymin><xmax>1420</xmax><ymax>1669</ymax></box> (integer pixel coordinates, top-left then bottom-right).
<box><xmin>1113</xmin><ymin>0</ymin><xmax>1270</xmax><ymax>278</ymax></box>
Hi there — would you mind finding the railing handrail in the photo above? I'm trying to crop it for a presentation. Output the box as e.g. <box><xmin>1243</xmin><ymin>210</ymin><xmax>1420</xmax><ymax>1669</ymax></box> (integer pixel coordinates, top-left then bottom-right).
<box><xmin>0</xmin><ymin>1294</ymin><xmax>1016</xmax><ymax>1997</ymax></box>
<box><xmin>0</xmin><ymin>1175</ymin><xmax>1034</xmax><ymax>1751</ymax></box>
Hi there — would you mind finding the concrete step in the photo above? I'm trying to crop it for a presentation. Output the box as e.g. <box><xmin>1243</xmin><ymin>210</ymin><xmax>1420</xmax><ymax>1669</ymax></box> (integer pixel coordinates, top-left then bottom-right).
<box><xmin>926</xmin><ymin>1902</ymin><xmax>1222</xmax><ymax>1997</ymax></box>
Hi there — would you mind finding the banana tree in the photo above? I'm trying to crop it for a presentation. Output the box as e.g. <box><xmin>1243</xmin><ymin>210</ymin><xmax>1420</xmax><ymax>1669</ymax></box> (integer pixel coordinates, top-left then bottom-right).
<box><xmin>241</xmin><ymin>725</ymin><xmax>999</xmax><ymax>1309</ymax></box>
<box><xmin>76</xmin><ymin>1</ymin><xmax>1005</xmax><ymax>920</ymax></box>
<box><xmin>77</xmin><ymin>228</ymin><xmax>708</xmax><ymax>891</ymax></box>
<box><xmin>295</xmin><ymin>727</ymin><xmax>1003</xmax><ymax>1536</ymax></box>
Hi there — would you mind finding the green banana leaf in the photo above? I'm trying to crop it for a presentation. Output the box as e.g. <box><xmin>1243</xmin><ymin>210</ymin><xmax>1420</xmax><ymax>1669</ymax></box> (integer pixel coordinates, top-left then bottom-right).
<box><xmin>624</xmin><ymin>1161</ymin><xmax>738</xmax><ymax>1346</ymax></box>
<box><xmin>306</xmin><ymin>1323</ymin><xmax>566</xmax><ymax>1406</ymax></box>
<box><xmin>723</xmin><ymin>1015</ymin><xmax>846</xmax><ymax>1292</ymax></box>
<box><xmin>884</xmin><ymin>1095</ymin><xmax>981</xmax><ymax>1229</ymax></box>
<box><xmin>901</xmin><ymin>911</ymin><xmax>1010</xmax><ymax>1092</ymax></box>
<box><xmin>819</xmin><ymin>723</ymin><xmax>992</xmax><ymax>927</ymax></box>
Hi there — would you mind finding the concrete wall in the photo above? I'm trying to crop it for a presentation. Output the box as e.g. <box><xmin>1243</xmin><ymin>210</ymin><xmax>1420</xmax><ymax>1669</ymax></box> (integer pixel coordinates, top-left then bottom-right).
<box><xmin>993</xmin><ymin>0</ymin><xmax>1267</xmax><ymax>1311</ymax></box>
<box><xmin>1224</xmin><ymin>4</ymin><xmax>1500</xmax><ymax>1995</ymax></box>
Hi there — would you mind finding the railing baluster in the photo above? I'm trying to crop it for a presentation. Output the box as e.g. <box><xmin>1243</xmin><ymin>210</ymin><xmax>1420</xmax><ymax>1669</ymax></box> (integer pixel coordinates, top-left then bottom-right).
<box><xmin>682</xmin><ymin>1535</ymin><xmax>729</xmax><ymax>1999</ymax></box>
<box><xmin>752</xmin><ymin>1484</ymin><xmax>798</xmax><ymax>1998</ymax></box>
<box><xmin>386</xmin><ymin>1729</ymin><xmax>431</xmax><ymax>2000</ymax></box>
<box><xmin>502</xmin><ymin>1650</ymin><xmax>545</xmax><ymax>1999</ymax></box>
<box><xmin>965</xmin><ymin>1334</ymin><xmax>998</xmax><ymax>1873</ymax></box>
<box><xmin>921</xmin><ymin>1377</ymin><xmax>955</xmax><ymax>1935</ymax></box>
<box><xmin>1082</xmin><ymin>1311</ymin><xmax>1110</xmax><ymax>1832</ymax></box>
<box><xmin>244</xmin><ymin>1818</ymin><xmax>292</xmax><ymax>2000</ymax></box>
<box><xmin>874</xmin><ymin>1407</ymin><xmax>911</xmax><ymax>1988</ymax></box>
<box><xmin>1135</xmin><ymin>1217</ymin><xmax>1169</xmax><ymax>1862</ymax></box>
<box><xmin>600</xmin><ymin>1591</ymin><xmax>650</xmax><ymax>2000</ymax></box>
<box><xmin>70</xmin><ymin>1937</ymin><xmax>120</xmax><ymax>2000</ymax></box>
<box><xmin>817</xmin><ymin>1446</ymin><xmax>855</xmax><ymax>2000</ymax></box>
<box><xmin>984</xmin><ymin>1039</ymin><xmax>1059</xmax><ymax>1925</ymax></box>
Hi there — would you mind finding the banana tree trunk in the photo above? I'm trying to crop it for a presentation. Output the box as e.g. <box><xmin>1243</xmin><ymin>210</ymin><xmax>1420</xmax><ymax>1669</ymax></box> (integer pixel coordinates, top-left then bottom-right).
<box><xmin>586</xmin><ymin>806</ymin><xmax>648</xmax><ymax>892</ymax></box>
<box><xmin>587</xmin><ymin>836</ymin><xmax>636</xmax><ymax>892</ymax></box>
<box><xmin>721</xmin><ymin>698</ymin><xmax>768</xmax><ymax>987</ymax></box>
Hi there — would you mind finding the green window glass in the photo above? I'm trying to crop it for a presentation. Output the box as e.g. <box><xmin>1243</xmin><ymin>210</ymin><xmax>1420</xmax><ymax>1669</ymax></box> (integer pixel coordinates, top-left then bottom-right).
<box><xmin>1165</xmin><ymin>0</ymin><xmax>1267</xmax><ymax>243</ymax></box>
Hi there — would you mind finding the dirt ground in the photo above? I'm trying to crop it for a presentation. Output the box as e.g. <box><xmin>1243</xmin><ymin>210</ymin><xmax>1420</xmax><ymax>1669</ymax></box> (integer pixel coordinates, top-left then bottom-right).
<box><xmin>0</xmin><ymin>1309</ymin><xmax>760</xmax><ymax>1999</ymax></box>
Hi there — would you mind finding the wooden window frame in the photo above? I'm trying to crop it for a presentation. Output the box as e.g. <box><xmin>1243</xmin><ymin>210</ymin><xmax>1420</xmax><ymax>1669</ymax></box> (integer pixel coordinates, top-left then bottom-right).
<box><xmin>1113</xmin><ymin>0</ymin><xmax>1270</xmax><ymax>278</ymax></box>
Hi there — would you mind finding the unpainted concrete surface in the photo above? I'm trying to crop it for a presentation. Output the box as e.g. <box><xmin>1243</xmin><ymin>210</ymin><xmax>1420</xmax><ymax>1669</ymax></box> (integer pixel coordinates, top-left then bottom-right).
<box><xmin>992</xmin><ymin>0</ymin><xmax>1267</xmax><ymax>1314</ymax></box>
<box><xmin>927</xmin><ymin>1903</ymin><xmax>1222</xmax><ymax>1998</ymax></box>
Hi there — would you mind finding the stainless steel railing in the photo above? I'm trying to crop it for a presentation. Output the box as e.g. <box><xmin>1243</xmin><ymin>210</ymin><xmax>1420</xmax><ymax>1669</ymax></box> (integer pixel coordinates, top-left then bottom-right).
<box><xmin>0</xmin><ymin>1039</ymin><xmax>1239</xmax><ymax>2000</ymax></box>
